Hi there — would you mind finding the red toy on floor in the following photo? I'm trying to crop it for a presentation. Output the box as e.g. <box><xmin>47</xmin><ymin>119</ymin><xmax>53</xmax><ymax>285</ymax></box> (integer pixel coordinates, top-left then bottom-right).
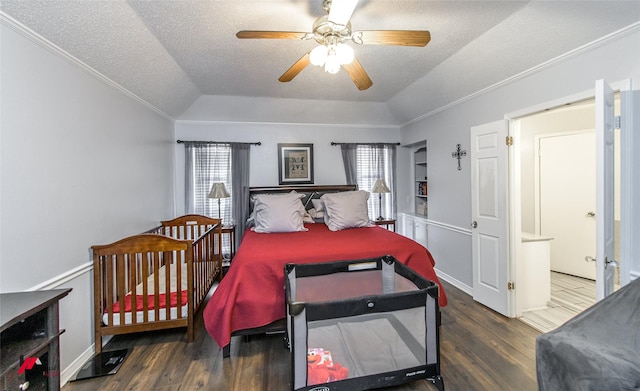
<box><xmin>307</xmin><ymin>348</ymin><xmax>349</xmax><ymax>385</ymax></box>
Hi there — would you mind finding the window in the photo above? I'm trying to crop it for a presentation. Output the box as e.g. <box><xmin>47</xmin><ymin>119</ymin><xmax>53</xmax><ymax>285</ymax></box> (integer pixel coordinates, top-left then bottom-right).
<box><xmin>187</xmin><ymin>144</ymin><xmax>232</xmax><ymax>220</ymax></box>
<box><xmin>340</xmin><ymin>143</ymin><xmax>396</xmax><ymax>220</ymax></box>
<box><xmin>185</xmin><ymin>143</ymin><xmax>232</xmax><ymax>256</ymax></box>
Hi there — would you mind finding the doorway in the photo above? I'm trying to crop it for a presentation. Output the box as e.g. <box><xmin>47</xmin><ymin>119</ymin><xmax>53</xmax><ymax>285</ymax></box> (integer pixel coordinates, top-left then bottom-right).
<box><xmin>515</xmin><ymin>96</ymin><xmax>621</xmax><ymax>332</ymax></box>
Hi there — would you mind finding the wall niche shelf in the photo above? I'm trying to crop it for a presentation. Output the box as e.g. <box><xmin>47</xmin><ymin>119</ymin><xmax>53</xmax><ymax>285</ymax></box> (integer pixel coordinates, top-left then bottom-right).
<box><xmin>414</xmin><ymin>142</ymin><xmax>428</xmax><ymax>217</ymax></box>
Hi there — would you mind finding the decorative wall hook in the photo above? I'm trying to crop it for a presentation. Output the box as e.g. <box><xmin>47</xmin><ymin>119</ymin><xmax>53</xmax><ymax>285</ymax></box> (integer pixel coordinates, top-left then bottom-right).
<box><xmin>451</xmin><ymin>144</ymin><xmax>466</xmax><ymax>171</ymax></box>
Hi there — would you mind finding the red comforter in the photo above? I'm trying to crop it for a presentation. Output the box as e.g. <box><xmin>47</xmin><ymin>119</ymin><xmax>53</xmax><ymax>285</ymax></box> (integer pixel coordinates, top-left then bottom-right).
<box><xmin>203</xmin><ymin>223</ymin><xmax>447</xmax><ymax>349</ymax></box>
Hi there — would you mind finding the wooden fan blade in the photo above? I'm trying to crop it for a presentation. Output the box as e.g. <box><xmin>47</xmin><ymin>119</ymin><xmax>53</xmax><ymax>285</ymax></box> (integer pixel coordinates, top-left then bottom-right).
<box><xmin>278</xmin><ymin>52</ymin><xmax>311</xmax><ymax>82</ymax></box>
<box><xmin>342</xmin><ymin>58</ymin><xmax>372</xmax><ymax>91</ymax></box>
<box><xmin>236</xmin><ymin>31</ymin><xmax>307</xmax><ymax>40</ymax></box>
<box><xmin>328</xmin><ymin>0</ymin><xmax>359</xmax><ymax>26</ymax></box>
<box><xmin>356</xmin><ymin>30</ymin><xmax>431</xmax><ymax>47</ymax></box>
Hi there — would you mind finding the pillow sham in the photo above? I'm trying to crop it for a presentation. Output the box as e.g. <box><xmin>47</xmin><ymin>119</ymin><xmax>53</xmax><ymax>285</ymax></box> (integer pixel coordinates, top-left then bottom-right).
<box><xmin>307</xmin><ymin>208</ymin><xmax>325</xmax><ymax>223</ymax></box>
<box><xmin>303</xmin><ymin>210</ymin><xmax>315</xmax><ymax>224</ymax></box>
<box><xmin>311</xmin><ymin>199</ymin><xmax>325</xmax><ymax>212</ymax></box>
<box><xmin>321</xmin><ymin>190</ymin><xmax>373</xmax><ymax>231</ymax></box>
<box><xmin>251</xmin><ymin>192</ymin><xmax>307</xmax><ymax>233</ymax></box>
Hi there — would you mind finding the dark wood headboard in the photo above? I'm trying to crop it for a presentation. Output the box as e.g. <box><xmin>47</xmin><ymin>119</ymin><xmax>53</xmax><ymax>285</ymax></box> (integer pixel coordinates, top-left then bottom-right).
<box><xmin>249</xmin><ymin>184</ymin><xmax>358</xmax><ymax>210</ymax></box>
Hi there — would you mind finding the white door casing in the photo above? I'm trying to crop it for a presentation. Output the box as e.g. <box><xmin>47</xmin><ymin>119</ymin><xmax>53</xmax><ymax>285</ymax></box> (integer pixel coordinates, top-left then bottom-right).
<box><xmin>471</xmin><ymin>120</ymin><xmax>510</xmax><ymax>316</ymax></box>
<box><xmin>595</xmin><ymin>79</ymin><xmax>616</xmax><ymax>300</ymax></box>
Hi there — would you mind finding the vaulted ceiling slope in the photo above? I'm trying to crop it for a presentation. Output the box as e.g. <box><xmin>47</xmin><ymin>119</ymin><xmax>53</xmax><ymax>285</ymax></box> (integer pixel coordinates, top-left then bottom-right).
<box><xmin>2</xmin><ymin>1</ymin><xmax>639</xmax><ymax>125</ymax></box>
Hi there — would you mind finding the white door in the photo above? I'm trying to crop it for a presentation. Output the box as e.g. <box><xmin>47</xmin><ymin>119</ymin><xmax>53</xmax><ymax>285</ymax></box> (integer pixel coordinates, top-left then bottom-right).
<box><xmin>471</xmin><ymin>120</ymin><xmax>509</xmax><ymax>316</ymax></box>
<box><xmin>539</xmin><ymin>132</ymin><xmax>596</xmax><ymax>280</ymax></box>
<box><xmin>595</xmin><ymin>79</ymin><xmax>616</xmax><ymax>300</ymax></box>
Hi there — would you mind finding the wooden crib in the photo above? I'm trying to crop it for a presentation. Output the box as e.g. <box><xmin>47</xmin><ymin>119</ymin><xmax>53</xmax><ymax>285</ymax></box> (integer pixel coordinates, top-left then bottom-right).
<box><xmin>92</xmin><ymin>215</ymin><xmax>221</xmax><ymax>353</ymax></box>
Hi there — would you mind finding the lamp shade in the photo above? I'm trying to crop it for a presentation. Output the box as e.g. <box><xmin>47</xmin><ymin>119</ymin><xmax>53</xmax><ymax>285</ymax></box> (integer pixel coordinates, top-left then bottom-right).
<box><xmin>371</xmin><ymin>179</ymin><xmax>390</xmax><ymax>193</ymax></box>
<box><xmin>208</xmin><ymin>182</ymin><xmax>230</xmax><ymax>199</ymax></box>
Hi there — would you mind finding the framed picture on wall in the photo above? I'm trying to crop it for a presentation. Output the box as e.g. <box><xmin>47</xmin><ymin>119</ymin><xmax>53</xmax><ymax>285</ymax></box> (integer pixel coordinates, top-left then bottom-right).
<box><xmin>278</xmin><ymin>143</ymin><xmax>314</xmax><ymax>185</ymax></box>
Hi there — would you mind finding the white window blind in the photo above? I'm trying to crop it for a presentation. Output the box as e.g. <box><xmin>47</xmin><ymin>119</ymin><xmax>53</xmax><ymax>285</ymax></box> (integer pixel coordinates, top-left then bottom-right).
<box><xmin>187</xmin><ymin>144</ymin><xmax>232</xmax><ymax>256</ymax></box>
<box><xmin>355</xmin><ymin>145</ymin><xmax>394</xmax><ymax>219</ymax></box>
<box><xmin>190</xmin><ymin>144</ymin><xmax>232</xmax><ymax>220</ymax></box>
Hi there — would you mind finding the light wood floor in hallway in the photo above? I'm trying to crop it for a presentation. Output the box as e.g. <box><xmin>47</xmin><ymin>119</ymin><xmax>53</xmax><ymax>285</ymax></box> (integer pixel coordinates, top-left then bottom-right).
<box><xmin>520</xmin><ymin>272</ymin><xmax>596</xmax><ymax>333</ymax></box>
<box><xmin>63</xmin><ymin>280</ymin><xmax>541</xmax><ymax>391</ymax></box>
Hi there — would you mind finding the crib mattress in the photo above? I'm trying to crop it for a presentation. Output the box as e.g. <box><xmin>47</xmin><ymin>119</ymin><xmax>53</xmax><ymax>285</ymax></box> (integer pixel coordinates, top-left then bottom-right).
<box><xmin>102</xmin><ymin>263</ymin><xmax>189</xmax><ymax>326</ymax></box>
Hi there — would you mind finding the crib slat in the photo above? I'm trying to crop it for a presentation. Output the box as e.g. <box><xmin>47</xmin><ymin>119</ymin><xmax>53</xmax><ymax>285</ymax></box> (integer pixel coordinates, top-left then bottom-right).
<box><xmin>106</xmin><ymin>255</ymin><xmax>114</xmax><ymax>330</ymax></box>
<box><xmin>129</xmin><ymin>252</ymin><xmax>137</xmax><ymax>325</ymax></box>
<box><xmin>162</xmin><ymin>250</ymin><xmax>171</xmax><ymax>320</ymax></box>
<box><xmin>116</xmin><ymin>253</ymin><xmax>126</xmax><ymax>326</ymax></box>
<box><xmin>142</xmin><ymin>251</ymin><xmax>149</xmax><ymax>323</ymax></box>
<box><xmin>153</xmin><ymin>252</ymin><xmax>160</xmax><ymax>323</ymax></box>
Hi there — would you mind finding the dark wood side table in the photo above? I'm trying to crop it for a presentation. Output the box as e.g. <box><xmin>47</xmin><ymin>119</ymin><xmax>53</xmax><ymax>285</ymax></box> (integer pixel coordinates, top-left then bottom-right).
<box><xmin>374</xmin><ymin>219</ymin><xmax>396</xmax><ymax>232</ymax></box>
<box><xmin>221</xmin><ymin>225</ymin><xmax>236</xmax><ymax>273</ymax></box>
<box><xmin>0</xmin><ymin>288</ymin><xmax>71</xmax><ymax>391</ymax></box>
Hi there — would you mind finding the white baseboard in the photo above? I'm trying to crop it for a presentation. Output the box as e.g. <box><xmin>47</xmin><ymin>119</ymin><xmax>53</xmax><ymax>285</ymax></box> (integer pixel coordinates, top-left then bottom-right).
<box><xmin>60</xmin><ymin>344</ymin><xmax>94</xmax><ymax>386</ymax></box>
<box><xmin>435</xmin><ymin>268</ymin><xmax>473</xmax><ymax>296</ymax></box>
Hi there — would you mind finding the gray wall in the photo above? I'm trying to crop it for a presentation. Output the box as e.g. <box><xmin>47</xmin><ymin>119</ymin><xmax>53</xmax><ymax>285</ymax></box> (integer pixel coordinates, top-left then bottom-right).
<box><xmin>399</xmin><ymin>28</ymin><xmax>640</xmax><ymax>290</ymax></box>
<box><xmin>1</xmin><ymin>24</ymin><xmax>175</xmax><ymax>382</ymax></box>
<box><xmin>173</xmin><ymin>121</ymin><xmax>401</xmax><ymax>215</ymax></box>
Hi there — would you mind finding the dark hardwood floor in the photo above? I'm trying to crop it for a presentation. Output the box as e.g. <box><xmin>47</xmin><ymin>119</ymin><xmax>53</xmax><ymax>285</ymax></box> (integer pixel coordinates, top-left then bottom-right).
<box><xmin>63</xmin><ymin>281</ymin><xmax>541</xmax><ymax>390</ymax></box>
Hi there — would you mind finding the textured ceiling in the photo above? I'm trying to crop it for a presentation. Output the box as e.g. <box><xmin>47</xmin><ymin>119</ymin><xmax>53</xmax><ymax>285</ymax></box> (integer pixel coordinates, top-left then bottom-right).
<box><xmin>1</xmin><ymin>0</ymin><xmax>639</xmax><ymax>123</ymax></box>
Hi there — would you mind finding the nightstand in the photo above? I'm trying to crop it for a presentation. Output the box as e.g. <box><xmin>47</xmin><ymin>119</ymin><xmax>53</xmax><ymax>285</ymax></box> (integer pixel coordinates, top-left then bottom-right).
<box><xmin>374</xmin><ymin>219</ymin><xmax>396</xmax><ymax>232</ymax></box>
<box><xmin>221</xmin><ymin>225</ymin><xmax>236</xmax><ymax>274</ymax></box>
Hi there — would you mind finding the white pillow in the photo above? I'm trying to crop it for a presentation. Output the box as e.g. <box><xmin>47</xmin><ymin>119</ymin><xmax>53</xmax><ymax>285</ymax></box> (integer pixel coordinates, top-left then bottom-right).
<box><xmin>308</xmin><ymin>208</ymin><xmax>324</xmax><ymax>219</ymax></box>
<box><xmin>311</xmin><ymin>198</ymin><xmax>325</xmax><ymax>212</ymax></box>
<box><xmin>321</xmin><ymin>190</ymin><xmax>373</xmax><ymax>231</ymax></box>
<box><xmin>251</xmin><ymin>193</ymin><xmax>308</xmax><ymax>233</ymax></box>
<box><xmin>303</xmin><ymin>210</ymin><xmax>315</xmax><ymax>224</ymax></box>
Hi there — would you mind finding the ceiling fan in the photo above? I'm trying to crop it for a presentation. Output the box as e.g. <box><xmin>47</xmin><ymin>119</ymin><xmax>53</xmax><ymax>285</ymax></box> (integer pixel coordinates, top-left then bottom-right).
<box><xmin>236</xmin><ymin>0</ymin><xmax>431</xmax><ymax>91</ymax></box>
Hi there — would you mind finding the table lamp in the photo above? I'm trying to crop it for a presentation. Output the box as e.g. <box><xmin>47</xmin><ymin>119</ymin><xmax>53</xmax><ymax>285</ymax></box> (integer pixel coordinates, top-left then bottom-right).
<box><xmin>208</xmin><ymin>182</ymin><xmax>230</xmax><ymax>220</ymax></box>
<box><xmin>371</xmin><ymin>179</ymin><xmax>390</xmax><ymax>220</ymax></box>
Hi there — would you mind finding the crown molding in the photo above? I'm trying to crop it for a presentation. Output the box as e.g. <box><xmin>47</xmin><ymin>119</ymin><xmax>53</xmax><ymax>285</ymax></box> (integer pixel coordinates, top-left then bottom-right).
<box><xmin>401</xmin><ymin>21</ymin><xmax>640</xmax><ymax>127</ymax></box>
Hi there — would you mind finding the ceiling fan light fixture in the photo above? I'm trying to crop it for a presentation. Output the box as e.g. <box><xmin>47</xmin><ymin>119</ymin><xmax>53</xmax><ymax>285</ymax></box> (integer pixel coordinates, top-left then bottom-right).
<box><xmin>237</xmin><ymin>0</ymin><xmax>428</xmax><ymax>90</ymax></box>
<box><xmin>324</xmin><ymin>49</ymin><xmax>341</xmax><ymax>74</ymax></box>
<box><xmin>310</xmin><ymin>45</ymin><xmax>328</xmax><ymax>66</ymax></box>
<box><xmin>335</xmin><ymin>43</ymin><xmax>354</xmax><ymax>64</ymax></box>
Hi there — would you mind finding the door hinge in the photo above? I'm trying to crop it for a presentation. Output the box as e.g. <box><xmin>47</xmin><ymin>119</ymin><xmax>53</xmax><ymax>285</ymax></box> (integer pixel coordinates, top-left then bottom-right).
<box><xmin>615</xmin><ymin>115</ymin><xmax>621</xmax><ymax>129</ymax></box>
<box><xmin>505</xmin><ymin>136</ymin><xmax>513</xmax><ymax>146</ymax></box>
<box><xmin>507</xmin><ymin>281</ymin><xmax>515</xmax><ymax>290</ymax></box>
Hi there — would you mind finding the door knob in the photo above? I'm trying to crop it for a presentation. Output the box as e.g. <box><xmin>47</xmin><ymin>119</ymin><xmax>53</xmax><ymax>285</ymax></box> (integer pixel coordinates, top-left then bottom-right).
<box><xmin>586</xmin><ymin>211</ymin><xmax>595</xmax><ymax>217</ymax></box>
<box><xmin>471</xmin><ymin>221</ymin><xmax>477</xmax><ymax>229</ymax></box>
<box><xmin>605</xmin><ymin>256</ymin><xmax>619</xmax><ymax>268</ymax></box>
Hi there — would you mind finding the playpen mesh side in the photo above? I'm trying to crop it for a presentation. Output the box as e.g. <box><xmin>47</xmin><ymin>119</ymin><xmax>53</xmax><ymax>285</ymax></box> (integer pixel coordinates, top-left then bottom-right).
<box><xmin>287</xmin><ymin>258</ymin><xmax>438</xmax><ymax>390</ymax></box>
<box><xmin>308</xmin><ymin>309</ymin><xmax>426</xmax><ymax>375</ymax></box>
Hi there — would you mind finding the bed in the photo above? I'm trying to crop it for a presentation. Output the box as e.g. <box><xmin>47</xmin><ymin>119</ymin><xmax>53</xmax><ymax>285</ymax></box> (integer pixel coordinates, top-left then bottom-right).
<box><xmin>202</xmin><ymin>186</ymin><xmax>447</xmax><ymax>357</ymax></box>
<box><xmin>92</xmin><ymin>215</ymin><xmax>222</xmax><ymax>354</ymax></box>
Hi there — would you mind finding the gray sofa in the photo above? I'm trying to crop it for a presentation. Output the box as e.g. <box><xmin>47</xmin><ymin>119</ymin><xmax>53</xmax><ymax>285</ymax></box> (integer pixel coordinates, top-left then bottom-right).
<box><xmin>536</xmin><ymin>277</ymin><xmax>640</xmax><ymax>390</ymax></box>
